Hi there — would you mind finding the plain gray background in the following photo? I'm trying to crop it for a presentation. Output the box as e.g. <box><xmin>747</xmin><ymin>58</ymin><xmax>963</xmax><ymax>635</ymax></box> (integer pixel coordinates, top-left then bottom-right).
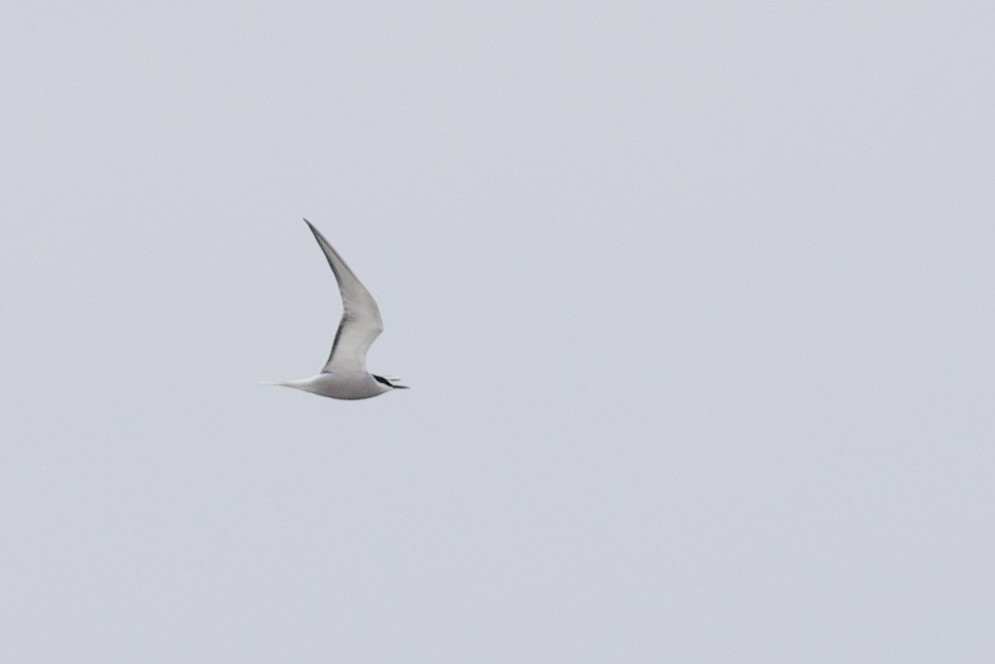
<box><xmin>2</xmin><ymin>1</ymin><xmax>994</xmax><ymax>662</ymax></box>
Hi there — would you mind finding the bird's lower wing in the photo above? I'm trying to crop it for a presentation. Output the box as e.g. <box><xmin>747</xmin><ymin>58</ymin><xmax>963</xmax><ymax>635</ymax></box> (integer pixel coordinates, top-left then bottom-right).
<box><xmin>323</xmin><ymin>315</ymin><xmax>382</xmax><ymax>374</ymax></box>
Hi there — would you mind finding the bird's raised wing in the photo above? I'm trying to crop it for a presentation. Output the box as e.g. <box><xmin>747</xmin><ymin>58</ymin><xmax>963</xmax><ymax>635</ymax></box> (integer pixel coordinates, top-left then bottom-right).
<box><xmin>304</xmin><ymin>219</ymin><xmax>383</xmax><ymax>375</ymax></box>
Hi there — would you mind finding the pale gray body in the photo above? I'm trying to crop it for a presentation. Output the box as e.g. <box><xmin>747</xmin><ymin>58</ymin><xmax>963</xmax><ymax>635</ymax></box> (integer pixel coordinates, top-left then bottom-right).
<box><xmin>277</xmin><ymin>372</ymin><xmax>393</xmax><ymax>400</ymax></box>
<box><xmin>267</xmin><ymin>219</ymin><xmax>407</xmax><ymax>400</ymax></box>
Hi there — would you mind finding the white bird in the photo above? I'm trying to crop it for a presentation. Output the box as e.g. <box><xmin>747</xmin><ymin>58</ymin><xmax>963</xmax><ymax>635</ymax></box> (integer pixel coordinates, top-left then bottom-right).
<box><xmin>267</xmin><ymin>219</ymin><xmax>407</xmax><ymax>400</ymax></box>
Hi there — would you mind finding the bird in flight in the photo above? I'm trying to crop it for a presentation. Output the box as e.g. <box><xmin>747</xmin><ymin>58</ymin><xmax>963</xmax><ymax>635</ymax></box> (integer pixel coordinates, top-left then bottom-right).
<box><xmin>266</xmin><ymin>219</ymin><xmax>407</xmax><ymax>400</ymax></box>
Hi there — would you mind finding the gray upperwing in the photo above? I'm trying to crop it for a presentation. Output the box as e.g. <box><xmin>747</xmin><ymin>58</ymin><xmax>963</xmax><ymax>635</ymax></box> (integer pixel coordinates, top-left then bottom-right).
<box><xmin>304</xmin><ymin>219</ymin><xmax>384</xmax><ymax>374</ymax></box>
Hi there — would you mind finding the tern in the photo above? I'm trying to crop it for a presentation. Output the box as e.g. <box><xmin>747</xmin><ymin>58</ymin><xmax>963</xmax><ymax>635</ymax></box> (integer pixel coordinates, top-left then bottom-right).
<box><xmin>267</xmin><ymin>219</ymin><xmax>407</xmax><ymax>400</ymax></box>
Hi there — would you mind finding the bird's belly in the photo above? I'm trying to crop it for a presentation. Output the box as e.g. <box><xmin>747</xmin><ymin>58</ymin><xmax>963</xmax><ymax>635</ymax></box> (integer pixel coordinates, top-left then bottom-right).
<box><xmin>308</xmin><ymin>373</ymin><xmax>390</xmax><ymax>400</ymax></box>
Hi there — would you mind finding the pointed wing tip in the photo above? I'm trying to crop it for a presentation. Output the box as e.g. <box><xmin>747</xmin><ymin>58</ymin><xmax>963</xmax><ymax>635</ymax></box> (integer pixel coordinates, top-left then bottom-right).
<box><xmin>303</xmin><ymin>218</ymin><xmax>322</xmax><ymax>241</ymax></box>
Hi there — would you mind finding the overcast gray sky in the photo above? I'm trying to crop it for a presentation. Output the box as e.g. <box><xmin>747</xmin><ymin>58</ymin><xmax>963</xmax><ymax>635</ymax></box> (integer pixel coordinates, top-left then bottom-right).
<box><xmin>2</xmin><ymin>1</ymin><xmax>994</xmax><ymax>662</ymax></box>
